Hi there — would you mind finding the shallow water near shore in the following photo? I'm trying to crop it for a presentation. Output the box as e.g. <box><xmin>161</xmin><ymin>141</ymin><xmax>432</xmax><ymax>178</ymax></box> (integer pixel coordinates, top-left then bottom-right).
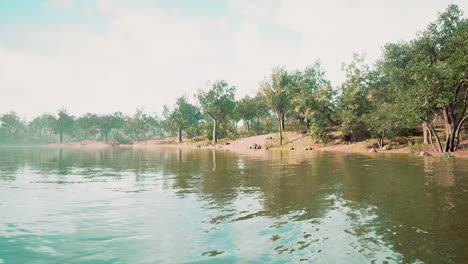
<box><xmin>0</xmin><ymin>147</ymin><xmax>467</xmax><ymax>264</ymax></box>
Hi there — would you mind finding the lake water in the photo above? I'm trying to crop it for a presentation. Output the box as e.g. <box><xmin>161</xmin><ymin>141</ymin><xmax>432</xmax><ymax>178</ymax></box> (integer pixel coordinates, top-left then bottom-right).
<box><xmin>0</xmin><ymin>147</ymin><xmax>467</xmax><ymax>264</ymax></box>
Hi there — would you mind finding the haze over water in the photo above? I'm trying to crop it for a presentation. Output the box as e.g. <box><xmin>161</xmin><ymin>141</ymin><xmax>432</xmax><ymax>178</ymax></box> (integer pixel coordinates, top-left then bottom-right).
<box><xmin>0</xmin><ymin>147</ymin><xmax>467</xmax><ymax>263</ymax></box>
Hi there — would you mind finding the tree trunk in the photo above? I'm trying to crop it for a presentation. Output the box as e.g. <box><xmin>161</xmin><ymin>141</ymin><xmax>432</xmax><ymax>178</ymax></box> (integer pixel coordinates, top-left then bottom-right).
<box><xmin>256</xmin><ymin>116</ymin><xmax>260</xmax><ymax>134</ymax></box>
<box><xmin>246</xmin><ymin>120</ymin><xmax>250</xmax><ymax>136</ymax></box>
<box><xmin>423</xmin><ymin>120</ymin><xmax>443</xmax><ymax>152</ymax></box>
<box><xmin>378</xmin><ymin>131</ymin><xmax>385</xmax><ymax>149</ymax></box>
<box><xmin>281</xmin><ymin>114</ymin><xmax>285</xmax><ymax>130</ymax></box>
<box><xmin>442</xmin><ymin>107</ymin><xmax>466</xmax><ymax>152</ymax></box>
<box><xmin>422</xmin><ymin>121</ymin><xmax>429</xmax><ymax>144</ymax></box>
<box><xmin>104</xmin><ymin>131</ymin><xmax>108</xmax><ymax>142</ymax></box>
<box><xmin>278</xmin><ymin>117</ymin><xmax>283</xmax><ymax>146</ymax></box>
<box><xmin>212</xmin><ymin>119</ymin><xmax>217</xmax><ymax>145</ymax></box>
<box><xmin>178</xmin><ymin>126</ymin><xmax>182</xmax><ymax>143</ymax></box>
<box><xmin>59</xmin><ymin>130</ymin><xmax>63</xmax><ymax>143</ymax></box>
<box><xmin>453</xmin><ymin>115</ymin><xmax>467</xmax><ymax>151</ymax></box>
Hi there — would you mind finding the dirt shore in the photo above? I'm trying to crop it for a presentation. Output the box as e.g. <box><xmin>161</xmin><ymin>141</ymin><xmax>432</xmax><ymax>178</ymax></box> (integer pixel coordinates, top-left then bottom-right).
<box><xmin>47</xmin><ymin>133</ymin><xmax>468</xmax><ymax>159</ymax></box>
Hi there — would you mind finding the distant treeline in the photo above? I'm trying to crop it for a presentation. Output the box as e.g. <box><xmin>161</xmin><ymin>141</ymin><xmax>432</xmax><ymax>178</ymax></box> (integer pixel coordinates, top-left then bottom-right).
<box><xmin>1</xmin><ymin>5</ymin><xmax>467</xmax><ymax>152</ymax></box>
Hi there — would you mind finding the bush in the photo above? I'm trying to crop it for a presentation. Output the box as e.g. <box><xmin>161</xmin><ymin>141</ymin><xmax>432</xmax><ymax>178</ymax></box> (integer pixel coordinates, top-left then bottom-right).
<box><xmin>115</xmin><ymin>135</ymin><xmax>133</xmax><ymax>145</ymax></box>
<box><xmin>308</xmin><ymin>124</ymin><xmax>331</xmax><ymax>143</ymax></box>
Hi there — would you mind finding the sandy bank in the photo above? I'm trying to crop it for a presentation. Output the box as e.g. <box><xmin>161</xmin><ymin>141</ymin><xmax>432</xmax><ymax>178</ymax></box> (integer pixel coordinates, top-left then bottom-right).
<box><xmin>47</xmin><ymin>134</ymin><xmax>468</xmax><ymax>159</ymax></box>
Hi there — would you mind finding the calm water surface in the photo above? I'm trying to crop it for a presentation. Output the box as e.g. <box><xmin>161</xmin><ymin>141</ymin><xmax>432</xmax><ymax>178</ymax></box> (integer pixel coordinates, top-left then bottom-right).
<box><xmin>0</xmin><ymin>147</ymin><xmax>467</xmax><ymax>264</ymax></box>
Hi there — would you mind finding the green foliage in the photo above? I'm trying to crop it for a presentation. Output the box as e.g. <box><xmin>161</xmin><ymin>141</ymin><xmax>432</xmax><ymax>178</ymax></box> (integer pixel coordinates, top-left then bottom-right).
<box><xmin>261</xmin><ymin>66</ymin><xmax>292</xmax><ymax>122</ymax></box>
<box><xmin>236</xmin><ymin>95</ymin><xmax>257</xmax><ymax>135</ymax></box>
<box><xmin>0</xmin><ymin>112</ymin><xmax>26</xmax><ymax>144</ymax></box>
<box><xmin>197</xmin><ymin>80</ymin><xmax>236</xmax><ymax>144</ymax></box>
<box><xmin>291</xmin><ymin>60</ymin><xmax>337</xmax><ymax>130</ymax></box>
<box><xmin>337</xmin><ymin>53</ymin><xmax>372</xmax><ymax>136</ymax></box>
<box><xmin>307</xmin><ymin>124</ymin><xmax>331</xmax><ymax>143</ymax></box>
<box><xmin>260</xmin><ymin>66</ymin><xmax>294</xmax><ymax>145</ymax></box>
<box><xmin>164</xmin><ymin>96</ymin><xmax>202</xmax><ymax>142</ymax></box>
<box><xmin>55</xmin><ymin>109</ymin><xmax>74</xmax><ymax>143</ymax></box>
<box><xmin>380</xmin><ymin>4</ymin><xmax>467</xmax><ymax>152</ymax></box>
<box><xmin>77</xmin><ymin>113</ymin><xmax>99</xmax><ymax>140</ymax></box>
<box><xmin>126</xmin><ymin>108</ymin><xmax>149</xmax><ymax>141</ymax></box>
<box><xmin>443</xmin><ymin>152</ymin><xmax>454</xmax><ymax>158</ymax></box>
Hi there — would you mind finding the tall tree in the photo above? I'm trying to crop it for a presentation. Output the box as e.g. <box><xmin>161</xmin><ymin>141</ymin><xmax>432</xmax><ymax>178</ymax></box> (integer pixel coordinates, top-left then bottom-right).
<box><xmin>0</xmin><ymin>112</ymin><xmax>23</xmax><ymax>136</ymax></box>
<box><xmin>252</xmin><ymin>94</ymin><xmax>269</xmax><ymax>134</ymax></box>
<box><xmin>291</xmin><ymin>61</ymin><xmax>337</xmax><ymax>132</ymax></box>
<box><xmin>54</xmin><ymin>109</ymin><xmax>74</xmax><ymax>143</ymax></box>
<box><xmin>236</xmin><ymin>96</ymin><xmax>257</xmax><ymax>136</ymax></box>
<box><xmin>260</xmin><ymin>66</ymin><xmax>293</xmax><ymax>145</ymax></box>
<box><xmin>197</xmin><ymin>80</ymin><xmax>236</xmax><ymax>144</ymax></box>
<box><xmin>77</xmin><ymin>113</ymin><xmax>99</xmax><ymax>140</ymax></box>
<box><xmin>337</xmin><ymin>54</ymin><xmax>372</xmax><ymax>142</ymax></box>
<box><xmin>381</xmin><ymin>4</ymin><xmax>467</xmax><ymax>152</ymax></box>
<box><xmin>167</xmin><ymin>96</ymin><xmax>202</xmax><ymax>142</ymax></box>
<box><xmin>127</xmin><ymin>109</ymin><xmax>148</xmax><ymax>142</ymax></box>
<box><xmin>97</xmin><ymin>113</ymin><xmax>125</xmax><ymax>142</ymax></box>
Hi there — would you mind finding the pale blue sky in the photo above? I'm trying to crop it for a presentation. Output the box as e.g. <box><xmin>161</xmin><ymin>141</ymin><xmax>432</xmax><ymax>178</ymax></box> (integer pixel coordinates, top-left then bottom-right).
<box><xmin>1</xmin><ymin>0</ymin><xmax>467</xmax><ymax>118</ymax></box>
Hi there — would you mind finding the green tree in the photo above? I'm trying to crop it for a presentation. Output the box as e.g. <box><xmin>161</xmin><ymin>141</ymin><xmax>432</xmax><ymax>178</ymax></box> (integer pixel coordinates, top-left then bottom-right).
<box><xmin>167</xmin><ymin>96</ymin><xmax>202</xmax><ymax>142</ymax></box>
<box><xmin>97</xmin><ymin>114</ymin><xmax>125</xmax><ymax>142</ymax></box>
<box><xmin>236</xmin><ymin>96</ymin><xmax>257</xmax><ymax>136</ymax></box>
<box><xmin>127</xmin><ymin>109</ymin><xmax>149</xmax><ymax>142</ymax></box>
<box><xmin>381</xmin><ymin>4</ymin><xmax>467</xmax><ymax>152</ymax></box>
<box><xmin>197</xmin><ymin>80</ymin><xmax>236</xmax><ymax>144</ymax></box>
<box><xmin>54</xmin><ymin>109</ymin><xmax>74</xmax><ymax>143</ymax></box>
<box><xmin>290</xmin><ymin>61</ymin><xmax>337</xmax><ymax>141</ymax></box>
<box><xmin>252</xmin><ymin>94</ymin><xmax>269</xmax><ymax>134</ymax></box>
<box><xmin>261</xmin><ymin>66</ymin><xmax>294</xmax><ymax>145</ymax></box>
<box><xmin>144</xmin><ymin>114</ymin><xmax>162</xmax><ymax>138</ymax></box>
<box><xmin>77</xmin><ymin>113</ymin><xmax>99</xmax><ymax>140</ymax></box>
<box><xmin>29</xmin><ymin>114</ymin><xmax>57</xmax><ymax>142</ymax></box>
<box><xmin>0</xmin><ymin>112</ymin><xmax>23</xmax><ymax>136</ymax></box>
<box><xmin>337</xmin><ymin>54</ymin><xmax>372</xmax><ymax>142</ymax></box>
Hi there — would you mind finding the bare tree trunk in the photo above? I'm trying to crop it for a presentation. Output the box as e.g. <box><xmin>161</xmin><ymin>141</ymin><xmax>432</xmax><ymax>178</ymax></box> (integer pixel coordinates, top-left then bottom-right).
<box><xmin>256</xmin><ymin>116</ymin><xmax>260</xmax><ymax>134</ymax></box>
<box><xmin>59</xmin><ymin>130</ymin><xmax>63</xmax><ymax>143</ymax></box>
<box><xmin>378</xmin><ymin>131</ymin><xmax>385</xmax><ymax>149</ymax></box>
<box><xmin>246</xmin><ymin>120</ymin><xmax>250</xmax><ymax>136</ymax></box>
<box><xmin>423</xmin><ymin>120</ymin><xmax>443</xmax><ymax>152</ymax></box>
<box><xmin>422</xmin><ymin>121</ymin><xmax>429</xmax><ymax>144</ymax></box>
<box><xmin>278</xmin><ymin>117</ymin><xmax>283</xmax><ymax>146</ymax></box>
<box><xmin>212</xmin><ymin>119</ymin><xmax>217</xmax><ymax>145</ymax></box>
<box><xmin>442</xmin><ymin>107</ymin><xmax>466</xmax><ymax>152</ymax></box>
<box><xmin>454</xmin><ymin>115</ymin><xmax>467</xmax><ymax>151</ymax></box>
<box><xmin>281</xmin><ymin>114</ymin><xmax>285</xmax><ymax>131</ymax></box>
<box><xmin>426</xmin><ymin>126</ymin><xmax>438</xmax><ymax>152</ymax></box>
<box><xmin>178</xmin><ymin>126</ymin><xmax>182</xmax><ymax>143</ymax></box>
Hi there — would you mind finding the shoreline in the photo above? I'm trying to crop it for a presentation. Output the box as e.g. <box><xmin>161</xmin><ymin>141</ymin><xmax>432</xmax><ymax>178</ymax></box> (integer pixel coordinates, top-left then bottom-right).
<box><xmin>44</xmin><ymin>134</ymin><xmax>468</xmax><ymax>159</ymax></box>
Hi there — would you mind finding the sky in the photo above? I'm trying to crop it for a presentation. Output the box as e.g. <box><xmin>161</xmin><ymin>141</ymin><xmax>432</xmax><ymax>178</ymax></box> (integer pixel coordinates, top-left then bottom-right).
<box><xmin>1</xmin><ymin>0</ymin><xmax>467</xmax><ymax>119</ymax></box>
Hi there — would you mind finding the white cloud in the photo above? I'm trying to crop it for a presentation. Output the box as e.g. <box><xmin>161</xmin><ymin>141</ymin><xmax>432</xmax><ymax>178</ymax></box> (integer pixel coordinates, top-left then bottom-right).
<box><xmin>1</xmin><ymin>0</ymin><xmax>466</xmax><ymax>118</ymax></box>
<box><xmin>272</xmin><ymin>0</ymin><xmax>468</xmax><ymax>84</ymax></box>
